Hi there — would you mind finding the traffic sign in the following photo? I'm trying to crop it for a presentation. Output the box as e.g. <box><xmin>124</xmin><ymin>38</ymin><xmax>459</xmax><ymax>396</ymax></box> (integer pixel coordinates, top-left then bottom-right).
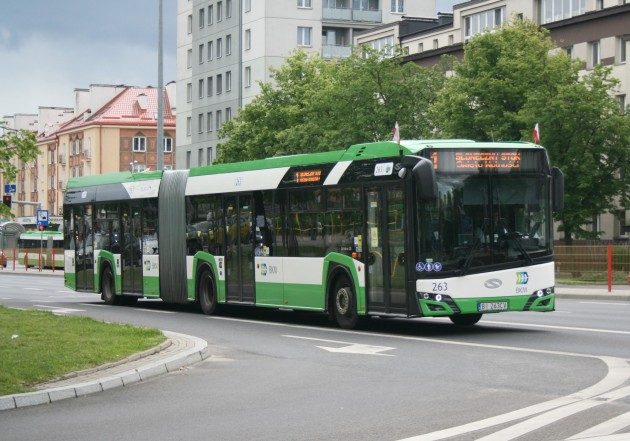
<box><xmin>36</xmin><ymin>209</ymin><xmax>49</xmax><ymax>228</ymax></box>
<box><xmin>4</xmin><ymin>184</ymin><xmax>16</xmax><ymax>193</ymax></box>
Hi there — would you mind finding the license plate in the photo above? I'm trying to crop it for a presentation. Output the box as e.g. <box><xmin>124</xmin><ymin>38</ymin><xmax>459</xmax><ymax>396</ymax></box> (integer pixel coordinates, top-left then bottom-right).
<box><xmin>477</xmin><ymin>301</ymin><xmax>508</xmax><ymax>312</ymax></box>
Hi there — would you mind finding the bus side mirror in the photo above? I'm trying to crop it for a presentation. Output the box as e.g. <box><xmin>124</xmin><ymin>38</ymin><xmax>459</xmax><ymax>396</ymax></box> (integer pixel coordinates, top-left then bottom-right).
<box><xmin>551</xmin><ymin>167</ymin><xmax>564</xmax><ymax>213</ymax></box>
<box><xmin>412</xmin><ymin>157</ymin><xmax>438</xmax><ymax>201</ymax></box>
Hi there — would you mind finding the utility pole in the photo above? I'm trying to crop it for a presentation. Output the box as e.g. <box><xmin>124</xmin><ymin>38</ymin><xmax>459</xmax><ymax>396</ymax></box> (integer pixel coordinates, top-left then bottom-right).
<box><xmin>156</xmin><ymin>0</ymin><xmax>165</xmax><ymax>171</ymax></box>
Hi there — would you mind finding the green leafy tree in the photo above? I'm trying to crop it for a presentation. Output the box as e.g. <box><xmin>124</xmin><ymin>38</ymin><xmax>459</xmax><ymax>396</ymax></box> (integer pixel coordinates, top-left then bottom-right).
<box><xmin>431</xmin><ymin>19</ymin><xmax>630</xmax><ymax>243</ymax></box>
<box><xmin>0</xmin><ymin>123</ymin><xmax>38</xmax><ymax>218</ymax></box>
<box><xmin>217</xmin><ymin>48</ymin><xmax>445</xmax><ymax>163</ymax></box>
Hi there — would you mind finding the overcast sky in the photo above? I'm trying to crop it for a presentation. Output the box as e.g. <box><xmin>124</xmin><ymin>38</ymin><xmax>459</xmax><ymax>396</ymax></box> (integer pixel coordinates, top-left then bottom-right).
<box><xmin>0</xmin><ymin>0</ymin><xmax>460</xmax><ymax>118</ymax></box>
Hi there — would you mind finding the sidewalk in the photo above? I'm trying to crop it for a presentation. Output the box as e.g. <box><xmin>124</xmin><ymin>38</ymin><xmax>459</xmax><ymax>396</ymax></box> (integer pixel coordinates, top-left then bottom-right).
<box><xmin>0</xmin><ymin>330</ymin><xmax>210</xmax><ymax>411</ymax></box>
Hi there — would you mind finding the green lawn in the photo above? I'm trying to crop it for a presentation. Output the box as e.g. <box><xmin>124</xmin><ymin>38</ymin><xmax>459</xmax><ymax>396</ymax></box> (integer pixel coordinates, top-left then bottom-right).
<box><xmin>0</xmin><ymin>306</ymin><xmax>164</xmax><ymax>395</ymax></box>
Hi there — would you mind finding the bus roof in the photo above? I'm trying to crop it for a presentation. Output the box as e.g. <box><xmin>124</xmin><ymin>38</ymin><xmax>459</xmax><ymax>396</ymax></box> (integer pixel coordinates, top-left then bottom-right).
<box><xmin>66</xmin><ymin>139</ymin><xmax>544</xmax><ymax>186</ymax></box>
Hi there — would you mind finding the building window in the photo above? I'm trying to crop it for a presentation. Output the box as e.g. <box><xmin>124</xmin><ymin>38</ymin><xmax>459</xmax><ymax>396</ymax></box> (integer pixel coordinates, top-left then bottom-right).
<box><xmin>617</xmin><ymin>37</ymin><xmax>627</xmax><ymax>64</ymax></box>
<box><xmin>133</xmin><ymin>136</ymin><xmax>147</xmax><ymax>152</ymax></box>
<box><xmin>186</xmin><ymin>117</ymin><xmax>192</xmax><ymax>136</ymax></box>
<box><xmin>540</xmin><ymin>0</ymin><xmax>586</xmax><ymax>24</ymax></box>
<box><xmin>186</xmin><ymin>151</ymin><xmax>191</xmax><ymax>168</ymax></box>
<box><xmin>199</xmin><ymin>43</ymin><xmax>204</xmax><ymax>64</ymax></box>
<box><xmin>226</xmin><ymin>34</ymin><xmax>232</xmax><ymax>56</ymax></box>
<box><xmin>448</xmin><ymin>34</ymin><xmax>454</xmax><ymax>45</ymax></box>
<box><xmin>198</xmin><ymin>79</ymin><xmax>204</xmax><ymax>99</ymax></box>
<box><xmin>207</xmin><ymin>112</ymin><xmax>213</xmax><ymax>132</ymax></box>
<box><xmin>208</xmin><ymin>5</ymin><xmax>213</xmax><ymax>25</ymax></box>
<box><xmin>198</xmin><ymin>113</ymin><xmax>204</xmax><ymax>133</ymax></box>
<box><xmin>217</xmin><ymin>1</ymin><xmax>223</xmax><ymax>21</ymax></box>
<box><xmin>596</xmin><ymin>0</ymin><xmax>603</xmax><ymax>10</ymax></box>
<box><xmin>245</xmin><ymin>66</ymin><xmax>252</xmax><ymax>87</ymax></box>
<box><xmin>226</xmin><ymin>0</ymin><xmax>232</xmax><ymax>18</ymax></box>
<box><xmin>207</xmin><ymin>76</ymin><xmax>213</xmax><ymax>97</ymax></box>
<box><xmin>590</xmin><ymin>40</ymin><xmax>601</xmax><ymax>68</ymax></box>
<box><xmin>245</xmin><ymin>29</ymin><xmax>251</xmax><ymax>50</ymax></box>
<box><xmin>565</xmin><ymin>45</ymin><xmax>573</xmax><ymax>58</ymax></box>
<box><xmin>163</xmin><ymin>137</ymin><xmax>173</xmax><ymax>153</ymax></box>
<box><xmin>199</xmin><ymin>7</ymin><xmax>205</xmax><ymax>28</ymax></box>
<box><xmin>217</xmin><ymin>74</ymin><xmax>223</xmax><ymax>94</ymax></box>
<box><xmin>391</xmin><ymin>0</ymin><xmax>404</xmax><ymax>13</ymax></box>
<box><xmin>226</xmin><ymin>71</ymin><xmax>232</xmax><ymax>92</ymax></box>
<box><xmin>226</xmin><ymin>107</ymin><xmax>232</xmax><ymax>122</ymax></box>
<box><xmin>617</xmin><ymin>95</ymin><xmax>626</xmax><ymax>113</ymax></box>
<box><xmin>217</xmin><ymin>38</ymin><xmax>222</xmax><ymax>58</ymax></box>
<box><xmin>244</xmin><ymin>0</ymin><xmax>251</xmax><ymax>12</ymax></box>
<box><xmin>298</xmin><ymin>0</ymin><xmax>312</xmax><ymax>7</ymax></box>
<box><xmin>464</xmin><ymin>7</ymin><xmax>505</xmax><ymax>39</ymax></box>
<box><xmin>187</xmin><ymin>14</ymin><xmax>192</xmax><ymax>34</ymax></box>
<box><xmin>187</xmin><ymin>49</ymin><xmax>192</xmax><ymax>68</ymax></box>
<box><xmin>207</xmin><ymin>147</ymin><xmax>213</xmax><ymax>164</ymax></box>
<box><xmin>297</xmin><ymin>27</ymin><xmax>312</xmax><ymax>46</ymax></box>
<box><xmin>216</xmin><ymin>110</ymin><xmax>222</xmax><ymax>130</ymax></box>
<box><xmin>418</xmin><ymin>42</ymin><xmax>424</xmax><ymax>52</ymax></box>
<box><xmin>187</xmin><ymin>83</ymin><xmax>192</xmax><ymax>102</ymax></box>
<box><xmin>433</xmin><ymin>39</ymin><xmax>438</xmax><ymax>50</ymax></box>
<box><xmin>198</xmin><ymin>149</ymin><xmax>203</xmax><ymax>166</ymax></box>
<box><xmin>207</xmin><ymin>41</ymin><xmax>213</xmax><ymax>61</ymax></box>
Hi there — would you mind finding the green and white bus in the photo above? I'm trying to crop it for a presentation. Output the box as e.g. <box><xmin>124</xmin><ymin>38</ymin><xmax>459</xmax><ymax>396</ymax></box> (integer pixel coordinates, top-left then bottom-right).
<box><xmin>63</xmin><ymin>140</ymin><xmax>563</xmax><ymax>328</ymax></box>
<box><xmin>19</xmin><ymin>230</ymin><xmax>64</xmax><ymax>269</ymax></box>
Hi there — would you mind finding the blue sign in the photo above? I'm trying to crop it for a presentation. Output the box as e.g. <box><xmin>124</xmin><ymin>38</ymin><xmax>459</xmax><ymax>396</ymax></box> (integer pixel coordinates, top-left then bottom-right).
<box><xmin>415</xmin><ymin>262</ymin><xmax>425</xmax><ymax>272</ymax></box>
<box><xmin>4</xmin><ymin>184</ymin><xmax>16</xmax><ymax>193</ymax></box>
<box><xmin>36</xmin><ymin>209</ymin><xmax>49</xmax><ymax>228</ymax></box>
<box><xmin>434</xmin><ymin>262</ymin><xmax>443</xmax><ymax>272</ymax></box>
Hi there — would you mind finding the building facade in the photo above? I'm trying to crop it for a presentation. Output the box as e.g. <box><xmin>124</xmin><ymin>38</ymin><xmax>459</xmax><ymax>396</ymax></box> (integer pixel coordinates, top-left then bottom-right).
<box><xmin>176</xmin><ymin>0</ymin><xmax>437</xmax><ymax>168</ymax></box>
<box><xmin>355</xmin><ymin>0</ymin><xmax>630</xmax><ymax>240</ymax></box>
<box><xmin>1</xmin><ymin>85</ymin><xmax>176</xmax><ymax>218</ymax></box>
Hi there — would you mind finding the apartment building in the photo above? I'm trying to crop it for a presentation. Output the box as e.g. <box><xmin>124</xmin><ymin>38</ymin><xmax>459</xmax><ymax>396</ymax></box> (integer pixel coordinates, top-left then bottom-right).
<box><xmin>176</xmin><ymin>0</ymin><xmax>436</xmax><ymax>168</ymax></box>
<box><xmin>355</xmin><ymin>0</ymin><xmax>630</xmax><ymax>240</ymax></box>
<box><xmin>2</xmin><ymin>84</ymin><xmax>176</xmax><ymax>217</ymax></box>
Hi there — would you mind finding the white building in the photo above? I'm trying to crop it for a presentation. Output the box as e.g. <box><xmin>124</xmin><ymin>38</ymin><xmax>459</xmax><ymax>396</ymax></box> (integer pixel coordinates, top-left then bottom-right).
<box><xmin>176</xmin><ymin>0</ymin><xmax>437</xmax><ymax>168</ymax></box>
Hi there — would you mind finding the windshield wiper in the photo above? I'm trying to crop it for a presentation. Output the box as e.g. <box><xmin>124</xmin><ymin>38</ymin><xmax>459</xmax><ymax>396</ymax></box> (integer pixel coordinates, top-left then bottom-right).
<box><xmin>500</xmin><ymin>223</ymin><xmax>533</xmax><ymax>265</ymax></box>
<box><xmin>458</xmin><ymin>236</ymin><xmax>482</xmax><ymax>277</ymax></box>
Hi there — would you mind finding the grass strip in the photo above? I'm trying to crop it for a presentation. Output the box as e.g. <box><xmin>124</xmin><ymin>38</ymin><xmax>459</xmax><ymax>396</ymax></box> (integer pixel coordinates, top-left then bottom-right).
<box><xmin>0</xmin><ymin>306</ymin><xmax>164</xmax><ymax>395</ymax></box>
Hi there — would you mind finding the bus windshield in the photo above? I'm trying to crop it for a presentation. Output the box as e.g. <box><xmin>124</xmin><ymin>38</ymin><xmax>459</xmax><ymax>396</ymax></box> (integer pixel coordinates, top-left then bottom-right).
<box><xmin>416</xmin><ymin>150</ymin><xmax>551</xmax><ymax>275</ymax></box>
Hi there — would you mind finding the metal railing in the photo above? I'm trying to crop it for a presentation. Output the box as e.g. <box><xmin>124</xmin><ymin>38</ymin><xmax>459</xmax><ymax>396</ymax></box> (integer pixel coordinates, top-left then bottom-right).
<box><xmin>554</xmin><ymin>244</ymin><xmax>630</xmax><ymax>288</ymax></box>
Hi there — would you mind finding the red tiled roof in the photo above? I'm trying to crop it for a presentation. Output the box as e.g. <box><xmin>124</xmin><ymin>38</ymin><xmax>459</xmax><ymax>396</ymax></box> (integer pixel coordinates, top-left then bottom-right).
<box><xmin>39</xmin><ymin>87</ymin><xmax>175</xmax><ymax>142</ymax></box>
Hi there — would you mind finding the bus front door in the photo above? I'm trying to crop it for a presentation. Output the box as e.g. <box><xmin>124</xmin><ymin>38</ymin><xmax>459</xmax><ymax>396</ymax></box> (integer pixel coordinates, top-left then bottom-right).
<box><xmin>121</xmin><ymin>203</ymin><xmax>143</xmax><ymax>295</ymax></box>
<box><xmin>225</xmin><ymin>195</ymin><xmax>255</xmax><ymax>303</ymax></box>
<box><xmin>365</xmin><ymin>186</ymin><xmax>407</xmax><ymax>313</ymax></box>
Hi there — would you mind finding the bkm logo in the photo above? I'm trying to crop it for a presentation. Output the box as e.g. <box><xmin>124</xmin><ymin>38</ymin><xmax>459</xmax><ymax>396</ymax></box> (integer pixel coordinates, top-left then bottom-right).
<box><xmin>260</xmin><ymin>263</ymin><xmax>267</xmax><ymax>276</ymax></box>
<box><xmin>516</xmin><ymin>272</ymin><xmax>529</xmax><ymax>285</ymax></box>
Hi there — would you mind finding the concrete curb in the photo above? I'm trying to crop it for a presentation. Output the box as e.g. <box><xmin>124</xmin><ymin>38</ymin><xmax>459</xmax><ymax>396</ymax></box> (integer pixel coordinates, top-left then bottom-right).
<box><xmin>0</xmin><ymin>330</ymin><xmax>209</xmax><ymax>411</ymax></box>
<box><xmin>555</xmin><ymin>293</ymin><xmax>630</xmax><ymax>302</ymax></box>
<box><xmin>0</xmin><ymin>269</ymin><xmax>63</xmax><ymax>277</ymax></box>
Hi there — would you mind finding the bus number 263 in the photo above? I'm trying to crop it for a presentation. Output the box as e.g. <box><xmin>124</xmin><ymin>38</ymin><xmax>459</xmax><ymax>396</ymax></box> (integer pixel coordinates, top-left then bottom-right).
<box><xmin>432</xmin><ymin>282</ymin><xmax>448</xmax><ymax>292</ymax></box>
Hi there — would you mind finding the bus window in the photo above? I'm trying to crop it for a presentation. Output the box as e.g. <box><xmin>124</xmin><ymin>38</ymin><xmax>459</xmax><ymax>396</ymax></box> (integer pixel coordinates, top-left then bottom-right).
<box><xmin>324</xmin><ymin>188</ymin><xmax>363</xmax><ymax>258</ymax></box>
<box><xmin>142</xmin><ymin>199</ymin><xmax>159</xmax><ymax>255</ymax></box>
<box><xmin>288</xmin><ymin>189</ymin><xmax>325</xmax><ymax>257</ymax></box>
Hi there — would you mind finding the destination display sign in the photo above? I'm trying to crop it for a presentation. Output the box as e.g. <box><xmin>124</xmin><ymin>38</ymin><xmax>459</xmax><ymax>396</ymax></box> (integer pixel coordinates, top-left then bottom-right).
<box><xmin>426</xmin><ymin>149</ymin><xmax>545</xmax><ymax>173</ymax></box>
<box><xmin>295</xmin><ymin>169</ymin><xmax>322</xmax><ymax>184</ymax></box>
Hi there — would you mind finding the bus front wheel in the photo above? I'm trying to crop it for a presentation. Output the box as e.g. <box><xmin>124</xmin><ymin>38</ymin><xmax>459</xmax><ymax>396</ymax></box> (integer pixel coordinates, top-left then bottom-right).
<box><xmin>449</xmin><ymin>313</ymin><xmax>482</xmax><ymax>326</ymax></box>
<box><xmin>198</xmin><ymin>267</ymin><xmax>217</xmax><ymax>315</ymax></box>
<box><xmin>332</xmin><ymin>277</ymin><xmax>358</xmax><ymax>329</ymax></box>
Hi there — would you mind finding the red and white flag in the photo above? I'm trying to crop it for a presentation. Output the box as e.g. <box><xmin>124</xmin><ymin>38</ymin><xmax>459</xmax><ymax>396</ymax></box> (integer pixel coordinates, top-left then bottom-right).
<box><xmin>532</xmin><ymin>123</ymin><xmax>540</xmax><ymax>144</ymax></box>
<box><xmin>392</xmin><ymin>121</ymin><xmax>400</xmax><ymax>144</ymax></box>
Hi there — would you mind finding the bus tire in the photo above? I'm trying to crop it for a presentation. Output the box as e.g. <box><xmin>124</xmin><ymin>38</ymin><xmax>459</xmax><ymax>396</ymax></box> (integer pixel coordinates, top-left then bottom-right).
<box><xmin>332</xmin><ymin>276</ymin><xmax>358</xmax><ymax>329</ymax></box>
<box><xmin>198</xmin><ymin>267</ymin><xmax>217</xmax><ymax>315</ymax></box>
<box><xmin>449</xmin><ymin>313</ymin><xmax>482</xmax><ymax>326</ymax></box>
<box><xmin>101</xmin><ymin>265</ymin><xmax>119</xmax><ymax>305</ymax></box>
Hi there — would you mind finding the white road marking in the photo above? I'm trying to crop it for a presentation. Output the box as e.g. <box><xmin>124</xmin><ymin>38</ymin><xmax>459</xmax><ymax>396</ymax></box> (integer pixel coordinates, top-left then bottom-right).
<box><xmin>30</xmin><ymin>300</ymin><xmax>54</xmax><ymax>303</ymax></box>
<box><xmin>80</xmin><ymin>303</ymin><xmax>108</xmax><ymax>307</ymax></box>
<box><xmin>580</xmin><ymin>302</ymin><xmax>630</xmax><ymax>307</ymax></box>
<box><xmin>24</xmin><ymin>287</ymin><xmax>44</xmax><ymax>291</ymax></box>
<box><xmin>568</xmin><ymin>411</ymin><xmax>630</xmax><ymax>440</ymax></box>
<box><xmin>481</xmin><ymin>320</ymin><xmax>630</xmax><ymax>336</ymax></box>
<box><xmin>33</xmin><ymin>305</ymin><xmax>85</xmax><ymax>315</ymax></box>
<box><xmin>57</xmin><ymin>290</ymin><xmax>82</xmax><ymax>294</ymax></box>
<box><xmin>0</xmin><ymin>297</ymin><xmax>12</xmax><ymax>300</ymax></box>
<box><xmin>284</xmin><ymin>335</ymin><xmax>395</xmax><ymax>356</ymax></box>
<box><xmin>133</xmin><ymin>308</ymin><xmax>174</xmax><ymax>314</ymax></box>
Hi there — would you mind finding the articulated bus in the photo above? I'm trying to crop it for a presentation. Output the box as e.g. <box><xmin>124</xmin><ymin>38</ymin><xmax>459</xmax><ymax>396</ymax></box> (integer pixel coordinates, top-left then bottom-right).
<box><xmin>63</xmin><ymin>140</ymin><xmax>564</xmax><ymax>328</ymax></box>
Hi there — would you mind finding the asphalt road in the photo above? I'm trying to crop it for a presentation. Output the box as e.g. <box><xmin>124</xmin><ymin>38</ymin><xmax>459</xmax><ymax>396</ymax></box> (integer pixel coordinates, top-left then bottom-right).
<box><xmin>1</xmin><ymin>273</ymin><xmax>629</xmax><ymax>441</ymax></box>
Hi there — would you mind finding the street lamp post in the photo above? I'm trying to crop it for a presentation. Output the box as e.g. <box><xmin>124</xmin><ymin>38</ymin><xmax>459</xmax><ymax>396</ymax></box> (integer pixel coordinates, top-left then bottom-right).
<box><xmin>156</xmin><ymin>0</ymin><xmax>164</xmax><ymax>171</ymax></box>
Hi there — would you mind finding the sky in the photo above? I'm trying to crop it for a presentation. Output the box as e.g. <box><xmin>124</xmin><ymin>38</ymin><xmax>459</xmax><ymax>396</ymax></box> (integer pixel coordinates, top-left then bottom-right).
<box><xmin>0</xmin><ymin>0</ymin><xmax>460</xmax><ymax>119</ymax></box>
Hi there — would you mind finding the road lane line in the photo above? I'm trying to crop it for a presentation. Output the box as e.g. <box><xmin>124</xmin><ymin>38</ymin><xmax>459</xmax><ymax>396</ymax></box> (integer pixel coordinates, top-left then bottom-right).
<box><xmin>579</xmin><ymin>302</ymin><xmax>630</xmax><ymax>307</ymax></box>
<box><xmin>568</xmin><ymin>411</ymin><xmax>630</xmax><ymax>440</ymax></box>
<box><xmin>481</xmin><ymin>321</ymin><xmax>630</xmax><ymax>335</ymax></box>
<box><xmin>133</xmin><ymin>308</ymin><xmax>174</xmax><ymax>314</ymax></box>
<box><xmin>24</xmin><ymin>287</ymin><xmax>44</xmax><ymax>291</ymax></box>
<box><xmin>284</xmin><ymin>335</ymin><xmax>395</xmax><ymax>356</ymax></box>
<box><xmin>80</xmin><ymin>303</ymin><xmax>108</xmax><ymax>307</ymax></box>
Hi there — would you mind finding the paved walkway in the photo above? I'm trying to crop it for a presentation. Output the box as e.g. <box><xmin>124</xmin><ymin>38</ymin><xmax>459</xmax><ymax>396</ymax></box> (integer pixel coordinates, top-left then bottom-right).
<box><xmin>0</xmin><ymin>331</ymin><xmax>210</xmax><ymax>411</ymax></box>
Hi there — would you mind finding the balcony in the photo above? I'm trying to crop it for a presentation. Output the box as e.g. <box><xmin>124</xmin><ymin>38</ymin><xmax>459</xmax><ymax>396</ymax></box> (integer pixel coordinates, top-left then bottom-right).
<box><xmin>323</xmin><ymin>7</ymin><xmax>382</xmax><ymax>23</ymax></box>
<box><xmin>322</xmin><ymin>44</ymin><xmax>353</xmax><ymax>59</ymax></box>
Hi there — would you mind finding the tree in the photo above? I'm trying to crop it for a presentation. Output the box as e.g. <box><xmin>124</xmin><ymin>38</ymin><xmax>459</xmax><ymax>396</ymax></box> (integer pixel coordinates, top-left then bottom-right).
<box><xmin>217</xmin><ymin>48</ymin><xmax>446</xmax><ymax>163</ymax></box>
<box><xmin>0</xmin><ymin>123</ymin><xmax>38</xmax><ymax>218</ymax></box>
<box><xmin>430</xmin><ymin>20</ymin><xmax>630</xmax><ymax>243</ymax></box>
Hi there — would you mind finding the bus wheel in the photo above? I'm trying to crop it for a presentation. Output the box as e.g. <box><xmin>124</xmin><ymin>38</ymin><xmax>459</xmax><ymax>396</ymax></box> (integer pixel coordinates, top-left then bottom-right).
<box><xmin>449</xmin><ymin>314</ymin><xmax>482</xmax><ymax>326</ymax></box>
<box><xmin>101</xmin><ymin>266</ymin><xmax>118</xmax><ymax>305</ymax></box>
<box><xmin>333</xmin><ymin>277</ymin><xmax>358</xmax><ymax>329</ymax></box>
<box><xmin>198</xmin><ymin>268</ymin><xmax>217</xmax><ymax>315</ymax></box>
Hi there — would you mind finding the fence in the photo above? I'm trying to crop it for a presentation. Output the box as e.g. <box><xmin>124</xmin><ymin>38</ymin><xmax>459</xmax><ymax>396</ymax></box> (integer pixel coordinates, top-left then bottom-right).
<box><xmin>555</xmin><ymin>243</ymin><xmax>630</xmax><ymax>288</ymax></box>
<box><xmin>0</xmin><ymin>243</ymin><xmax>63</xmax><ymax>272</ymax></box>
